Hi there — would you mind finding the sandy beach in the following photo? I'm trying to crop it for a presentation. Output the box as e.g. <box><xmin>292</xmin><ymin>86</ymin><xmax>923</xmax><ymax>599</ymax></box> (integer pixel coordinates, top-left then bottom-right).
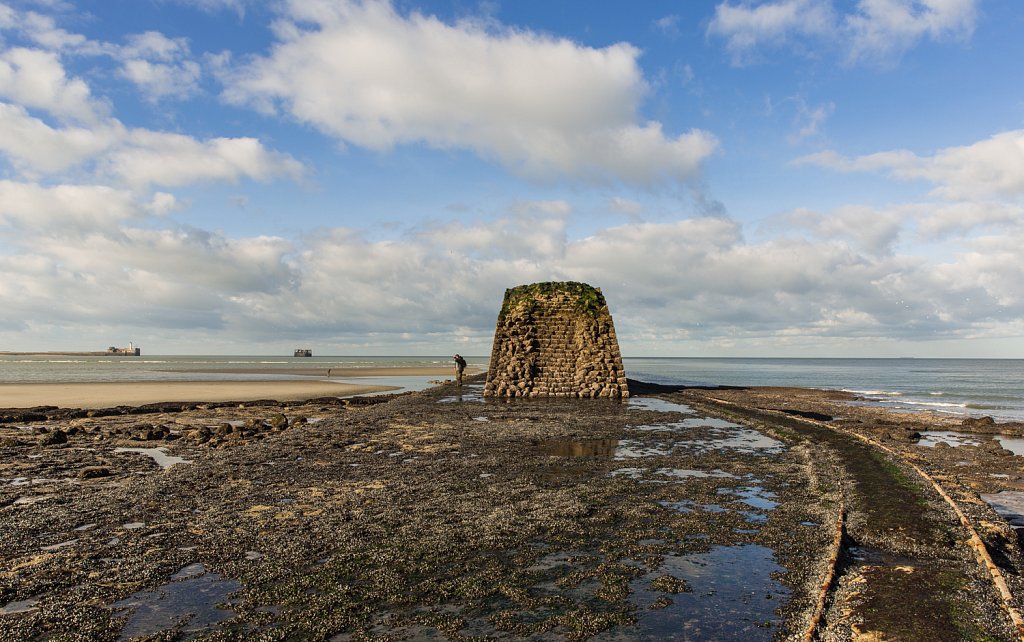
<box><xmin>159</xmin><ymin>366</ymin><xmax>472</xmax><ymax>377</ymax></box>
<box><xmin>0</xmin><ymin>381</ymin><xmax>398</xmax><ymax>409</ymax></box>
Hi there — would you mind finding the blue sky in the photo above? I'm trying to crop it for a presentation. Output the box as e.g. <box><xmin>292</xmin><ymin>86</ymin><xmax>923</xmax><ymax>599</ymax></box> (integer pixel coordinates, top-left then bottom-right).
<box><xmin>1</xmin><ymin>0</ymin><xmax>1022</xmax><ymax>357</ymax></box>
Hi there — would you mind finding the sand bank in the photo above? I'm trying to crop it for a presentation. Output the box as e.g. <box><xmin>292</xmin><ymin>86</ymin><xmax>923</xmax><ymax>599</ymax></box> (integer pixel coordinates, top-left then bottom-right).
<box><xmin>160</xmin><ymin>366</ymin><xmax>473</xmax><ymax>377</ymax></box>
<box><xmin>0</xmin><ymin>380</ymin><xmax>396</xmax><ymax>409</ymax></box>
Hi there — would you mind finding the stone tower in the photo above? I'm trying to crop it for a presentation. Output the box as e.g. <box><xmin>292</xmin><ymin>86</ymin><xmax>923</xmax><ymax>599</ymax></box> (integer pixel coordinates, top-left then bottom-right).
<box><xmin>484</xmin><ymin>282</ymin><xmax>629</xmax><ymax>399</ymax></box>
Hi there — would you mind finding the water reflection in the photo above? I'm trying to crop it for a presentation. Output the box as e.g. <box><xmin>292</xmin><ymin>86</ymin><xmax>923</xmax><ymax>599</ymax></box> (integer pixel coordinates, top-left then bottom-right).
<box><xmin>539</xmin><ymin>438</ymin><xmax>619</xmax><ymax>458</ymax></box>
<box><xmin>438</xmin><ymin>384</ymin><xmax>485</xmax><ymax>403</ymax></box>
<box><xmin>679</xmin><ymin>428</ymin><xmax>785</xmax><ymax>455</ymax></box>
<box><xmin>110</xmin><ymin>563</ymin><xmax>240</xmax><ymax>640</ymax></box>
<box><xmin>628</xmin><ymin>397</ymin><xmax>694</xmax><ymax>414</ymax></box>
<box><xmin>593</xmin><ymin>544</ymin><xmax>789</xmax><ymax>641</ymax></box>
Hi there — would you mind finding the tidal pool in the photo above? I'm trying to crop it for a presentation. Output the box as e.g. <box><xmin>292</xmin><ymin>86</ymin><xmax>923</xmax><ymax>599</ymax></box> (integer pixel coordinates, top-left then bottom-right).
<box><xmin>114</xmin><ymin>447</ymin><xmax>191</xmax><ymax>469</ymax></box>
<box><xmin>628</xmin><ymin>397</ymin><xmax>694</xmax><ymax>414</ymax></box>
<box><xmin>592</xmin><ymin>544</ymin><xmax>789</xmax><ymax>641</ymax></box>
<box><xmin>110</xmin><ymin>563</ymin><xmax>241</xmax><ymax>640</ymax></box>
<box><xmin>980</xmin><ymin>490</ymin><xmax>1024</xmax><ymax>529</ymax></box>
<box><xmin>679</xmin><ymin>428</ymin><xmax>785</xmax><ymax>455</ymax></box>
<box><xmin>915</xmin><ymin>431</ymin><xmax>982</xmax><ymax>448</ymax></box>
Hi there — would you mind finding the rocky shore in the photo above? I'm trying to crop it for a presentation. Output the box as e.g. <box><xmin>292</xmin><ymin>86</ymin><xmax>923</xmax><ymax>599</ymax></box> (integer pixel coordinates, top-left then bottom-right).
<box><xmin>1</xmin><ymin>378</ymin><xmax>1023</xmax><ymax>640</ymax></box>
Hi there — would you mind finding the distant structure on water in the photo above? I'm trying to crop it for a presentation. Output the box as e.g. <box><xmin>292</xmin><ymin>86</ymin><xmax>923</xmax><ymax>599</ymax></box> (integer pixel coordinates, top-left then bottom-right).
<box><xmin>108</xmin><ymin>342</ymin><xmax>141</xmax><ymax>356</ymax></box>
<box><xmin>294</xmin><ymin>348</ymin><xmax>313</xmax><ymax>357</ymax></box>
<box><xmin>484</xmin><ymin>281</ymin><xmax>629</xmax><ymax>399</ymax></box>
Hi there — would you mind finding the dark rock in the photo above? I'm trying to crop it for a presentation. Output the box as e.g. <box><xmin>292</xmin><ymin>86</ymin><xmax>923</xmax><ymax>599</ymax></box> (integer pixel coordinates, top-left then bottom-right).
<box><xmin>268</xmin><ymin>414</ymin><xmax>288</xmax><ymax>430</ymax></box>
<box><xmin>78</xmin><ymin>466</ymin><xmax>111</xmax><ymax>479</ymax></box>
<box><xmin>982</xmin><ymin>439</ymin><xmax>1005</xmax><ymax>452</ymax></box>
<box><xmin>41</xmin><ymin>430</ymin><xmax>68</xmax><ymax>445</ymax></box>
<box><xmin>780</xmin><ymin>409</ymin><xmax>833</xmax><ymax>422</ymax></box>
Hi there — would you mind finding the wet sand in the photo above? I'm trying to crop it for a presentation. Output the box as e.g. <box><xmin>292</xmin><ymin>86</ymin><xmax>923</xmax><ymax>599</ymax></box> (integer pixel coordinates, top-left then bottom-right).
<box><xmin>0</xmin><ymin>381</ymin><xmax>395</xmax><ymax>409</ymax></box>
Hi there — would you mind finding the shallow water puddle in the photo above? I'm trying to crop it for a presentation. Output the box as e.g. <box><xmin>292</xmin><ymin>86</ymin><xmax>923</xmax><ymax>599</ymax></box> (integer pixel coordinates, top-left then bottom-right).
<box><xmin>980</xmin><ymin>491</ymin><xmax>1024</xmax><ymax>529</ymax></box>
<box><xmin>654</xmin><ymin>468</ymin><xmax>736</xmax><ymax>480</ymax></box>
<box><xmin>613</xmin><ymin>468</ymin><xmax>736</xmax><ymax>483</ymax></box>
<box><xmin>628</xmin><ymin>397</ymin><xmax>694</xmax><ymax>413</ymax></box>
<box><xmin>657</xmin><ymin>500</ymin><xmax>728</xmax><ymax>514</ymax></box>
<box><xmin>679</xmin><ymin>428</ymin><xmax>785</xmax><ymax>455</ymax></box>
<box><xmin>593</xmin><ymin>544</ymin><xmax>789</xmax><ymax>641</ymax></box>
<box><xmin>114</xmin><ymin>447</ymin><xmax>191</xmax><ymax>469</ymax></box>
<box><xmin>41</xmin><ymin>539</ymin><xmax>78</xmax><ymax>551</ymax></box>
<box><xmin>614</xmin><ymin>439</ymin><xmax>673</xmax><ymax>459</ymax></box>
<box><xmin>438</xmin><ymin>383</ymin><xmax>485</xmax><ymax>403</ymax></box>
<box><xmin>996</xmin><ymin>436</ymin><xmax>1024</xmax><ymax>455</ymax></box>
<box><xmin>916</xmin><ymin>431</ymin><xmax>983</xmax><ymax>448</ymax></box>
<box><xmin>718</xmin><ymin>485</ymin><xmax>779</xmax><ymax>510</ymax></box>
<box><xmin>0</xmin><ymin>597</ymin><xmax>41</xmax><ymax>615</ymax></box>
<box><xmin>110</xmin><ymin>563</ymin><xmax>241</xmax><ymax>640</ymax></box>
<box><xmin>915</xmin><ymin>431</ymin><xmax>1024</xmax><ymax>455</ymax></box>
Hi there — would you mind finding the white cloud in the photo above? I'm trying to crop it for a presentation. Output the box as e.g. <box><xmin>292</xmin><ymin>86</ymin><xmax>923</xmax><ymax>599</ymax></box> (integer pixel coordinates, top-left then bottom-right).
<box><xmin>169</xmin><ymin>0</ymin><xmax>250</xmax><ymax>15</ymax></box>
<box><xmin>776</xmin><ymin>205</ymin><xmax>903</xmax><ymax>254</ymax></box>
<box><xmin>796</xmin><ymin>129</ymin><xmax>1024</xmax><ymax>200</ymax></box>
<box><xmin>0</xmin><ymin>102</ymin><xmax>303</xmax><ymax>187</ymax></box>
<box><xmin>845</xmin><ymin>0</ymin><xmax>977</xmax><ymax>63</ymax></box>
<box><xmin>0</xmin><ymin>103</ymin><xmax>120</xmax><ymax>173</ymax></box>
<box><xmin>0</xmin><ymin>47</ymin><xmax>105</xmax><ymax>121</ymax></box>
<box><xmin>0</xmin><ymin>180</ymin><xmax>140</xmax><ymax>229</ymax></box>
<box><xmin>14</xmin><ymin>8</ymin><xmax>96</xmax><ymax>53</ymax></box>
<box><xmin>221</xmin><ymin>0</ymin><xmax>716</xmax><ymax>186</ymax></box>
<box><xmin>1</xmin><ymin>195</ymin><xmax>1022</xmax><ymax>350</ymax></box>
<box><xmin>708</xmin><ymin>0</ymin><xmax>977</xmax><ymax>65</ymax></box>
<box><xmin>117</xmin><ymin>31</ymin><xmax>202</xmax><ymax>101</ymax></box>
<box><xmin>708</xmin><ymin>0</ymin><xmax>834</xmax><ymax>63</ymax></box>
<box><xmin>103</xmin><ymin>131</ymin><xmax>304</xmax><ymax>188</ymax></box>
<box><xmin>652</xmin><ymin>14</ymin><xmax>681</xmax><ymax>36</ymax></box>
<box><xmin>790</xmin><ymin>98</ymin><xmax>834</xmax><ymax>142</ymax></box>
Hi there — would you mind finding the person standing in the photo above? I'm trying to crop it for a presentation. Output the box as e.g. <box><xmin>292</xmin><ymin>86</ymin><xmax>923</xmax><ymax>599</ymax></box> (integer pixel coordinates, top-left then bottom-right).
<box><xmin>453</xmin><ymin>354</ymin><xmax>467</xmax><ymax>385</ymax></box>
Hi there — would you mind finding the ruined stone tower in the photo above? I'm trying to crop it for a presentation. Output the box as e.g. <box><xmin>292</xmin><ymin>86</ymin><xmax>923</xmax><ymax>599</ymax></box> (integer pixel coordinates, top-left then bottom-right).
<box><xmin>484</xmin><ymin>282</ymin><xmax>629</xmax><ymax>399</ymax></box>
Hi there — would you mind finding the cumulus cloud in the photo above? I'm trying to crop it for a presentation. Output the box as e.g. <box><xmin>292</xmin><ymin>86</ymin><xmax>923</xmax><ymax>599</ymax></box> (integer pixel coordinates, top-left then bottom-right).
<box><xmin>0</xmin><ymin>46</ymin><xmax>105</xmax><ymax>121</ymax></box>
<box><xmin>795</xmin><ymin>130</ymin><xmax>1024</xmax><ymax>200</ymax></box>
<box><xmin>845</xmin><ymin>0</ymin><xmax>976</xmax><ymax>63</ymax></box>
<box><xmin>117</xmin><ymin>31</ymin><xmax>202</xmax><ymax>101</ymax></box>
<box><xmin>708</xmin><ymin>0</ymin><xmax>977</xmax><ymax>65</ymax></box>
<box><xmin>0</xmin><ymin>180</ymin><xmax>141</xmax><ymax>230</ymax></box>
<box><xmin>0</xmin><ymin>102</ymin><xmax>303</xmax><ymax>187</ymax></box>
<box><xmin>101</xmin><ymin>131</ymin><xmax>304</xmax><ymax>188</ymax></box>
<box><xmin>1</xmin><ymin>191</ymin><xmax>1022</xmax><ymax>350</ymax></box>
<box><xmin>221</xmin><ymin>0</ymin><xmax>716</xmax><ymax>186</ymax></box>
<box><xmin>708</xmin><ymin>0</ymin><xmax>834</xmax><ymax>62</ymax></box>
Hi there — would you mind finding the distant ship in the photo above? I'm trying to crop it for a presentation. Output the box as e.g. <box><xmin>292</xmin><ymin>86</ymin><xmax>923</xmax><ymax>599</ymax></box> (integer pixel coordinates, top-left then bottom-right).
<box><xmin>294</xmin><ymin>348</ymin><xmax>313</xmax><ymax>357</ymax></box>
<box><xmin>108</xmin><ymin>341</ymin><xmax>141</xmax><ymax>356</ymax></box>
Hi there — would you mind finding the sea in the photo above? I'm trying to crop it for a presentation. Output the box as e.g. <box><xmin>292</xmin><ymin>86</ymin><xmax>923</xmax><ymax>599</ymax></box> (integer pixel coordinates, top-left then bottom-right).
<box><xmin>1</xmin><ymin>355</ymin><xmax>1022</xmax><ymax>421</ymax></box>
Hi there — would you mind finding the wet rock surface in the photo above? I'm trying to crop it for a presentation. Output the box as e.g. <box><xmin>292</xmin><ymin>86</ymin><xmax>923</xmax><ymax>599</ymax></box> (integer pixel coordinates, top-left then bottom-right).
<box><xmin>0</xmin><ymin>378</ymin><xmax>1020</xmax><ymax>640</ymax></box>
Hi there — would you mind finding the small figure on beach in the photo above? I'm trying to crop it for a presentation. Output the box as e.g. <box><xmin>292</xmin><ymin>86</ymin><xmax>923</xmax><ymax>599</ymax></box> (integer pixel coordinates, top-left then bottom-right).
<box><xmin>453</xmin><ymin>354</ymin><xmax>467</xmax><ymax>385</ymax></box>
<box><xmin>327</xmin><ymin>368</ymin><xmax>332</xmax><ymax>377</ymax></box>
